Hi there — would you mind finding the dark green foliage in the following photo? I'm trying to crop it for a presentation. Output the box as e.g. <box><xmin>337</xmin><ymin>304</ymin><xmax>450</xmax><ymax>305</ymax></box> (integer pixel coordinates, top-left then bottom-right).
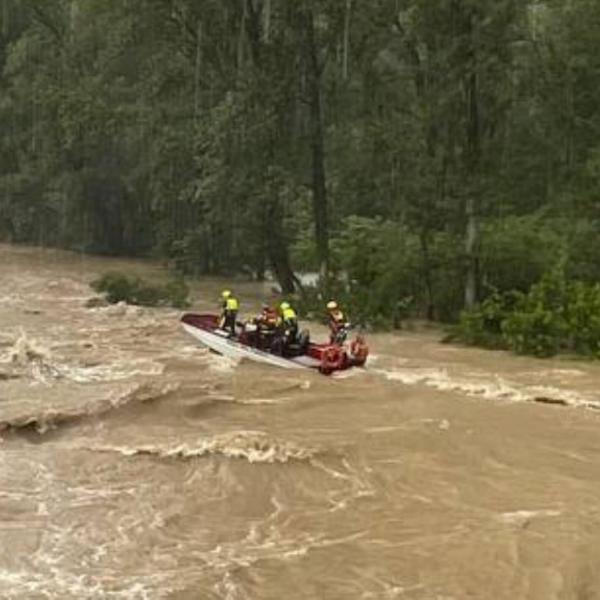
<box><xmin>503</xmin><ymin>268</ymin><xmax>600</xmax><ymax>358</ymax></box>
<box><xmin>566</xmin><ymin>220</ymin><xmax>600</xmax><ymax>284</ymax></box>
<box><xmin>454</xmin><ymin>291</ymin><xmax>519</xmax><ymax>349</ymax></box>
<box><xmin>330</xmin><ymin>217</ymin><xmax>418</xmax><ymax>328</ymax></box>
<box><xmin>502</xmin><ymin>267</ymin><xmax>571</xmax><ymax>357</ymax></box>
<box><xmin>480</xmin><ymin>218</ymin><xmax>565</xmax><ymax>294</ymax></box>
<box><xmin>456</xmin><ymin>267</ymin><xmax>600</xmax><ymax>358</ymax></box>
<box><xmin>1</xmin><ymin>0</ymin><xmax>600</xmax><ymax>349</ymax></box>
<box><xmin>91</xmin><ymin>272</ymin><xmax>190</xmax><ymax>309</ymax></box>
<box><xmin>162</xmin><ymin>280</ymin><xmax>192</xmax><ymax>310</ymax></box>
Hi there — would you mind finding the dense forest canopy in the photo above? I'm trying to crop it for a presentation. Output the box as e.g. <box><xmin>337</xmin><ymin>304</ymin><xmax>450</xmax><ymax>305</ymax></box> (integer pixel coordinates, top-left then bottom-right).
<box><xmin>1</xmin><ymin>0</ymin><xmax>599</xmax><ymax>327</ymax></box>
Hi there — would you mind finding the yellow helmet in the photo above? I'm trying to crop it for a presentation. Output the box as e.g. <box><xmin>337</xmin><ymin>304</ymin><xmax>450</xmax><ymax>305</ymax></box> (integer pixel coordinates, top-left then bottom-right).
<box><xmin>221</xmin><ymin>290</ymin><xmax>232</xmax><ymax>299</ymax></box>
<box><xmin>327</xmin><ymin>300</ymin><xmax>338</xmax><ymax>310</ymax></box>
<box><xmin>280</xmin><ymin>301</ymin><xmax>290</xmax><ymax>311</ymax></box>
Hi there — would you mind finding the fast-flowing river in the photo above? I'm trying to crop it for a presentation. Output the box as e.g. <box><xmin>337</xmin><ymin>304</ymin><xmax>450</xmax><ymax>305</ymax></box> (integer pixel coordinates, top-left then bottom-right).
<box><xmin>1</xmin><ymin>243</ymin><xmax>600</xmax><ymax>600</ymax></box>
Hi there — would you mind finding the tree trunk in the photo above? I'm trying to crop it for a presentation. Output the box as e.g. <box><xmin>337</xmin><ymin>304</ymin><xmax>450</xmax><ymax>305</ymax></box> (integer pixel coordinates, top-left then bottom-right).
<box><xmin>304</xmin><ymin>7</ymin><xmax>329</xmax><ymax>284</ymax></box>
<box><xmin>464</xmin><ymin>11</ymin><xmax>480</xmax><ymax>310</ymax></box>
<box><xmin>262</xmin><ymin>0</ymin><xmax>271</xmax><ymax>43</ymax></box>
<box><xmin>237</xmin><ymin>0</ymin><xmax>248</xmax><ymax>73</ymax></box>
<box><xmin>194</xmin><ymin>21</ymin><xmax>202</xmax><ymax>123</ymax></box>
<box><xmin>419</xmin><ymin>231</ymin><xmax>435</xmax><ymax>320</ymax></box>
<box><xmin>243</xmin><ymin>4</ymin><xmax>296</xmax><ymax>294</ymax></box>
<box><xmin>265</xmin><ymin>200</ymin><xmax>296</xmax><ymax>294</ymax></box>
<box><xmin>464</xmin><ymin>195</ymin><xmax>478</xmax><ymax>309</ymax></box>
<box><xmin>342</xmin><ymin>0</ymin><xmax>351</xmax><ymax>80</ymax></box>
<box><xmin>2</xmin><ymin>0</ymin><xmax>8</xmax><ymax>37</ymax></box>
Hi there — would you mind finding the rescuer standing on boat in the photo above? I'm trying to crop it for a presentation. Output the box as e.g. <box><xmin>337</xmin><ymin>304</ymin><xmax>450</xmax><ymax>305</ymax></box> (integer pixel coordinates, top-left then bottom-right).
<box><xmin>219</xmin><ymin>290</ymin><xmax>239</xmax><ymax>336</ymax></box>
<box><xmin>327</xmin><ymin>300</ymin><xmax>350</xmax><ymax>344</ymax></box>
<box><xmin>276</xmin><ymin>301</ymin><xmax>298</xmax><ymax>353</ymax></box>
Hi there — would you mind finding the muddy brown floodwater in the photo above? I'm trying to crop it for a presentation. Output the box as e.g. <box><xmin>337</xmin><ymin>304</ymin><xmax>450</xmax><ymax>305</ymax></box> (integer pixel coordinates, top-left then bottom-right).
<box><xmin>1</xmin><ymin>243</ymin><xmax>600</xmax><ymax>600</ymax></box>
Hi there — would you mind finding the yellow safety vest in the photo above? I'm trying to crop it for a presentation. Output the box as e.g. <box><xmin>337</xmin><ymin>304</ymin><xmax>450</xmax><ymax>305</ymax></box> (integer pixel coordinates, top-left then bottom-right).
<box><xmin>226</xmin><ymin>297</ymin><xmax>239</xmax><ymax>311</ymax></box>
<box><xmin>282</xmin><ymin>307</ymin><xmax>297</xmax><ymax>322</ymax></box>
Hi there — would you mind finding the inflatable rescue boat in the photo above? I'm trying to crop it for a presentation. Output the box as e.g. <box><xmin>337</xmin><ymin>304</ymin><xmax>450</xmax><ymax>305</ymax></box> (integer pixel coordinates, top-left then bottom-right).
<box><xmin>180</xmin><ymin>313</ymin><xmax>368</xmax><ymax>375</ymax></box>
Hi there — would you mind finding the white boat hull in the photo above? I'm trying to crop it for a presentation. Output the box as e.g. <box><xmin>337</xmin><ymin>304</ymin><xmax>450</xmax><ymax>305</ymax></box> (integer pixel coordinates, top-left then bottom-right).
<box><xmin>181</xmin><ymin>323</ymin><xmax>321</xmax><ymax>370</ymax></box>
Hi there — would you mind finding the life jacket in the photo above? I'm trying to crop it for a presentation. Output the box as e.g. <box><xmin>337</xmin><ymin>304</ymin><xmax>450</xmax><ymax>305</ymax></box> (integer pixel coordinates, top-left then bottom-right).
<box><xmin>256</xmin><ymin>308</ymin><xmax>277</xmax><ymax>329</ymax></box>
<box><xmin>225</xmin><ymin>297</ymin><xmax>239</xmax><ymax>311</ymax></box>
<box><xmin>329</xmin><ymin>309</ymin><xmax>345</xmax><ymax>329</ymax></box>
<box><xmin>260</xmin><ymin>308</ymin><xmax>278</xmax><ymax>326</ymax></box>
<box><xmin>281</xmin><ymin>306</ymin><xmax>297</xmax><ymax>323</ymax></box>
<box><xmin>278</xmin><ymin>307</ymin><xmax>298</xmax><ymax>332</ymax></box>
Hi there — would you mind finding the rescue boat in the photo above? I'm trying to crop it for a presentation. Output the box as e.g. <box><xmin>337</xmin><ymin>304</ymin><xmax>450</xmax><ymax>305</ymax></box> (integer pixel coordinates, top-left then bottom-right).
<box><xmin>180</xmin><ymin>313</ymin><xmax>368</xmax><ymax>375</ymax></box>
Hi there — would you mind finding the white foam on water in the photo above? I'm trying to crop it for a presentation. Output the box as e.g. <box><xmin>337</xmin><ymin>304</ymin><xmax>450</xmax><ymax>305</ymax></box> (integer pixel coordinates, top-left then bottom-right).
<box><xmin>179</xmin><ymin>344</ymin><xmax>209</xmax><ymax>355</ymax></box>
<box><xmin>497</xmin><ymin>509</ymin><xmax>562</xmax><ymax>526</ymax></box>
<box><xmin>58</xmin><ymin>359</ymin><xmax>165</xmax><ymax>383</ymax></box>
<box><xmin>230</xmin><ymin>397</ymin><xmax>284</xmax><ymax>405</ymax></box>
<box><xmin>376</xmin><ymin>365</ymin><xmax>599</xmax><ymax>410</ymax></box>
<box><xmin>3</xmin><ymin>331</ymin><xmax>52</xmax><ymax>367</ymax></box>
<box><xmin>521</xmin><ymin>368</ymin><xmax>585</xmax><ymax>378</ymax></box>
<box><xmin>85</xmin><ymin>430</ymin><xmax>316</xmax><ymax>464</ymax></box>
<box><xmin>206</xmin><ymin>353</ymin><xmax>240</xmax><ymax>374</ymax></box>
<box><xmin>0</xmin><ymin>567</ymin><xmax>165</xmax><ymax>600</ymax></box>
<box><xmin>214</xmin><ymin>571</ymin><xmax>250</xmax><ymax>600</ymax></box>
<box><xmin>93</xmin><ymin>301</ymin><xmax>137</xmax><ymax>318</ymax></box>
<box><xmin>0</xmin><ymin>331</ymin><xmax>166</xmax><ymax>385</ymax></box>
<box><xmin>332</xmin><ymin>368</ymin><xmax>362</xmax><ymax>380</ymax></box>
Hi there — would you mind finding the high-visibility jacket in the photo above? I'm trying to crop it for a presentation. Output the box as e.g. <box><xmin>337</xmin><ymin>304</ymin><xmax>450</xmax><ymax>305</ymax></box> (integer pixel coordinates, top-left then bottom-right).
<box><xmin>281</xmin><ymin>306</ymin><xmax>297</xmax><ymax>323</ymax></box>
<box><xmin>225</xmin><ymin>297</ymin><xmax>239</xmax><ymax>311</ymax></box>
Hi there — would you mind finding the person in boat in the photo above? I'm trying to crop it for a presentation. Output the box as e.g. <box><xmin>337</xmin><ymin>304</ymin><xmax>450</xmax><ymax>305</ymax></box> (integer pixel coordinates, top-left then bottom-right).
<box><xmin>272</xmin><ymin>301</ymin><xmax>298</xmax><ymax>355</ymax></box>
<box><xmin>219</xmin><ymin>289</ymin><xmax>239</xmax><ymax>337</ymax></box>
<box><xmin>327</xmin><ymin>300</ymin><xmax>350</xmax><ymax>345</ymax></box>
<box><xmin>256</xmin><ymin>303</ymin><xmax>278</xmax><ymax>348</ymax></box>
<box><xmin>245</xmin><ymin>303</ymin><xmax>278</xmax><ymax>349</ymax></box>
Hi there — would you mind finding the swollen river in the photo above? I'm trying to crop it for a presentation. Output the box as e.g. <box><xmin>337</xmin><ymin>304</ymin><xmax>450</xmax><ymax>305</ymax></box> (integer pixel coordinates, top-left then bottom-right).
<box><xmin>1</xmin><ymin>244</ymin><xmax>600</xmax><ymax>599</ymax></box>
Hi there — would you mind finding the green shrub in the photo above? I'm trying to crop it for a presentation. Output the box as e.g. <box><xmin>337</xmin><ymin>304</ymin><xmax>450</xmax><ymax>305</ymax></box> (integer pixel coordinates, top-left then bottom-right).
<box><xmin>454</xmin><ymin>265</ymin><xmax>600</xmax><ymax>359</ymax></box>
<box><xmin>502</xmin><ymin>266</ymin><xmax>570</xmax><ymax>357</ymax></box>
<box><xmin>453</xmin><ymin>290</ymin><xmax>519</xmax><ymax>349</ymax></box>
<box><xmin>162</xmin><ymin>279</ymin><xmax>191</xmax><ymax>309</ymax></box>
<box><xmin>566</xmin><ymin>220</ymin><xmax>600</xmax><ymax>284</ymax></box>
<box><xmin>328</xmin><ymin>217</ymin><xmax>455</xmax><ymax>326</ymax></box>
<box><xmin>563</xmin><ymin>281</ymin><xmax>600</xmax><ymax>356</ymax></box>
<box><xmin>91</xmin><ymin>271</ymin><xmax>190</xmax><ymax>308</ymax></box>
<box><xmin>502</xmin><ymin>305</ymin><xmax>567</xmax><ymax>357</ymax></box>
<box><xmin>501</xmin><ymin>267</ymin><xmax>600</xmax><ymax>358</ymax></box>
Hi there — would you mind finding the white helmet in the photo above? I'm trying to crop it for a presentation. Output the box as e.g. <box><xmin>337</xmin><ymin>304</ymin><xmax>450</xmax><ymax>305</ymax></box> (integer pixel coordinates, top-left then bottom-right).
<box><xmin>327</xmin><ymin>300</ymin><xmax>338</xmax><ymax>310</ymax></box>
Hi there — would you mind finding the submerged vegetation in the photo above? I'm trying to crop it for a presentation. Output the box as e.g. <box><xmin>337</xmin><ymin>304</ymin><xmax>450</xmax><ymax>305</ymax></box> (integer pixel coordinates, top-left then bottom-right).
<box><xmin>454</xmin><ymin>266</ymin><xmax>600</xmax><ymax>358</ymax></box>
<box><xmin>91</xmin><ymin>272</ymin><xmax>190</xmax><ymax>309</ymax></box>
<box><xmin>1</xmin><ymin>1</ymin><xmax>599</xmax><ymax>356</ymax></box>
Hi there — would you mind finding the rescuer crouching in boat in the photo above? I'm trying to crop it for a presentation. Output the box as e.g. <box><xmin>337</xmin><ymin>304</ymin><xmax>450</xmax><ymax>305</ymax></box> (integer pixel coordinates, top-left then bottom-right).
<box><xmin>245</xmin><ymin>303</ymin><xmax>278</xmax><ymax>349</ymax></box>
<box><xmin>271</xmin><ymin>301</ymin><xmax>298</xmax><ymax>356</ymax></box>
<box><xmin>219</xmin><ymin>290</ymin><xmax>239</xmax><ymax>337</ymax></box>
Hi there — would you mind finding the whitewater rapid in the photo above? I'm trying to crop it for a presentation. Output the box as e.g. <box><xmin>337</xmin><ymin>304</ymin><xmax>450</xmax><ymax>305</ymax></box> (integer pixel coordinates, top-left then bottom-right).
<box><xmin>1</xmin><ymin>244</ymin><xmax>600</xmax><ymax>600</ymax></box>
